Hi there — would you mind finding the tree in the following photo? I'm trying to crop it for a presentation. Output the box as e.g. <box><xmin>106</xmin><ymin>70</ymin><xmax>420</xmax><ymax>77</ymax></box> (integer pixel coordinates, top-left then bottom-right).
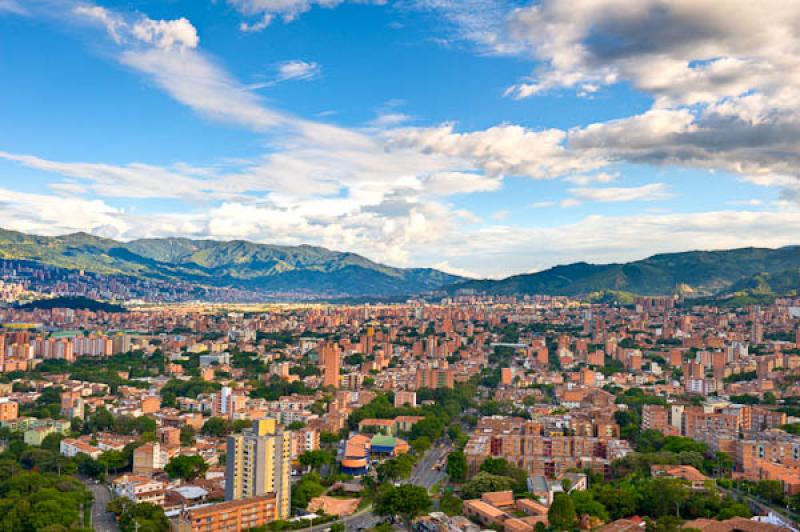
<box><xmin>548</xmin><ymin>493</ymin><xmax>577</xmax><ymax>530</ymax></box>
<box><xmin>201</xmin><ymin>416</ymin><xmax>231</xmax><ymax>437</ymax></box>
<box><xmin>292</xmin><ymin>473</ymin><xmax>325</xmax><ymax>510</ymax></box>
<box><xmin>412</xmin><ymin>436</ymin><xmax>431</xmax><ymax>454</ymax></box>
<box><xmin>375</xmin><ymin>484</ymin><xmax>432</xmax><ymax>529</ymax></box>
<box><xmin>165</xmin><ymin>455</ymin><xmax>208</xmax><ymax>481</ymax></box>
<box><xmin>330</xmin><ymin>523</ymin><xmax>345</xmax><ymax>532</ymax></box>
<box><xmin>461</xmin><ymin>472</ymin><xmax>516</xmax><ymax>499</ymax></box>
<box><xmin>440</xmin><ymin>491</ymin><xmax>463</xmax><ymax>516</ymax></box>
<box><xmin>571</xmin><ymin>490</ymin><xmax>609</xmax><ymax>522</ymax></box>
<box><xmin>377</xmin><ymin>454</ymin><xmax>414</xmax><ymax>483</ymax></box>
<box><xmin>643</xmin><ymin>478</ymin><xmax>689</xmax><ymax>518</ymax></box>
<box><xmin>592</xmin><ymin>484</ymin><xmax>638</xmax><ymax>520</ymax></box>
<box><xmin>180</xmin><ymin>425</ymin><xmax>195</xmax><ymax>447</ymax></box>
<box><xmin>299</xmin><ymin>450</ymin><xmax>333</xmax><ymax>472</ymax></box>
<box><xmin>446</xmin><ymin>450</ymin><xmax>467</xmax><ymax>483</ymax></box>
<box><xmin>755</xmin><ymin>480</ymin><xmax>785</xmax><ymax>504</ymax></box>
<box><xmin>118</xmin><ymin>502</ymin><xmax>169</xmax><ymax>532</ymax></box>
<box><xmin>98</xmin><ymin>450</ymin><xmax>128</xmax><ymax>475</ymax></box>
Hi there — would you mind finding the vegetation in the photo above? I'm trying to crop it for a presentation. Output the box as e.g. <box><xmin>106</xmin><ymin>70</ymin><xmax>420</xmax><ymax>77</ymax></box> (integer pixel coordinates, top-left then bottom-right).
<box><xmin>18</xmin><ymin>295</ymin><xmax>126</xmax><ymax>312</ymax></box>
<box><xmin>0</xmin><ymin>228</ymin><xmax>461</xmax><ymax>297</ymax></box>
<box><xmin>374</xmin><ymin>484</ymin><xmax>432</xmax><ymax>529</ymax></box>
<box><xmin>449</xmin><ymin>246</ymin><xmax>800</xmax><ymax>297</ymax></box>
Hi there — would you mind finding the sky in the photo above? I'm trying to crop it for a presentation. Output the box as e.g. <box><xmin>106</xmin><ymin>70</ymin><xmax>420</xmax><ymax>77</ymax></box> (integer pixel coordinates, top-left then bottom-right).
<box><xmin>2</xmin><ymin>0</ymin><xmax>800</xmax><ymax>279</ymax></box>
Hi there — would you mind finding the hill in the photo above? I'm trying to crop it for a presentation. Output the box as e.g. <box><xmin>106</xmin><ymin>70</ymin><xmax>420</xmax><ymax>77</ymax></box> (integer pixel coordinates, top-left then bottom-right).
<box><xmin>0</xmin><ymin>228</ymin><xmax>462</xmax><ymax>298</ymax></box>
<box><xmin>448</xmin><ymin>247</ymin><xmax>800</xmax><ymax>297</ymax></box>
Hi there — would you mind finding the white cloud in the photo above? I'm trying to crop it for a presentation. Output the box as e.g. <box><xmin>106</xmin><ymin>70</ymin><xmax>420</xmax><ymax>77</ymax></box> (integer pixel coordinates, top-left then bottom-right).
<box><xmin>276</xmin><ymin>60</ymin><xmax>321</xmax><ymax>82</ymax></box>
<box><xmin>530</xmin><ymin>201</ymin><xmax>555</xmax><ymax>208</ymax></box>
<box><xmin>391</xmin><ymin>123</ymin><xmax>603</xmax><ymax>179</ymax></box>
<box><xmin>564</xmin><ymin>172</ymin><xmax>618</xmax><ymax>185</ymax></box>
<box><xmin>0</xmin><ymin>0</ymin><xmax>25</xmax><ymax>15</ymax></box>
<box><xmin>567</xmin><ymin>183</ymin><xmax>673</xmax><ymax>203</ymax></box>
<box><xmin>74</xmin><ymin>4</ymin><xmax>290</xmax><ymax>131</ymax></box>
<box><xmin>227</xmin><ymin>0</ymin><xmax>387</xmax><ymax>31</ymax></box>
<box><xmin>370</xmin><ymin>112</ymin><xmax>413</xmax><ymax>128</ymax></box>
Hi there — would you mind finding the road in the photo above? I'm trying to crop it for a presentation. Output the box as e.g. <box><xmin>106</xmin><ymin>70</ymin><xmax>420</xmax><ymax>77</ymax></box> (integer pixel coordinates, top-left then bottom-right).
<box><xmin>310</xmin><ymin>442</ymin><xmax>451</xmax><ymax>531</ymax></box>
<box><xmin>405</xmin><ymin>443</ymin><xmax>450</xmax><ymax>491</ymax></box>
<box><xmin>86</xmin><ymin>481</ymin><xmax>119</xmax><ymax>532</ymax></box>
<box><xmin>720</xmin><ymin>485</ymin><xmax>799</xmax><ymax>530</ymax></box>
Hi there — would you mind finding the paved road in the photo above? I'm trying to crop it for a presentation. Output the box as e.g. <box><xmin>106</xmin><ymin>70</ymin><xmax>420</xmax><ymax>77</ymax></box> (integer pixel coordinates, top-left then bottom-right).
<box><xmin>405</xmin><ymin>444</ymin><xmax>449</xmax><ymax>491</ymax></box>
<box><xmin>310</xmin><ymin>443</ymin><xmax>451</xmax><ymax>531</ymax></box>
<box><xmin>86</xmin><ymin>481</ymin><xmax>119</xmax><ymax>532</ymax></box>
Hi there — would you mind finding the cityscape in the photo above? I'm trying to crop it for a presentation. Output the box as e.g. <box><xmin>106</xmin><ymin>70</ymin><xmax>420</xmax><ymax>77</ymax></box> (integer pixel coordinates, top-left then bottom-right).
<box><xmin>2</xmin><ymin>1</ymin><xmax>800</xmax><ymax>532</ymax></box>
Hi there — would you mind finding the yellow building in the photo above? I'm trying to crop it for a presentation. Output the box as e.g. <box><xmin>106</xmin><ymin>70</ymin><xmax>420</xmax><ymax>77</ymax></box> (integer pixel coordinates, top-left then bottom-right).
<box><xmin>225</xmin><ymin>418</ymin><xmax>292</xmax><ymax>520</ymax></box>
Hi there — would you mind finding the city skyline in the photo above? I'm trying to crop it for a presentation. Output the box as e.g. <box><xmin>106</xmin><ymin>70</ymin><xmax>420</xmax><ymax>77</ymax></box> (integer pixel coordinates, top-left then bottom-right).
<box><xmin>2</xmin><ymin>1</ymin><xmax>800</xmax><ymax>278</ymax></box>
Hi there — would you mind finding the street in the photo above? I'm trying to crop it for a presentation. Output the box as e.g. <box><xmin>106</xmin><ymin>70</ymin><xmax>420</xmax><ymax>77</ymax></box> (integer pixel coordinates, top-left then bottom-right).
<box><xmin>404</xmin><ymin>443</ymin><xmax>449</xmax><ymax>490</ymax></box>
<box><xmin>86</xmin><ymin>481</ymin><xmax>119</xmax><ymax>532</ymax></box>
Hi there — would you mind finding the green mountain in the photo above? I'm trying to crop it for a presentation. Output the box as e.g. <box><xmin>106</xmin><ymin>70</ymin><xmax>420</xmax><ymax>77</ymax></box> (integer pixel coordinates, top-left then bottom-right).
<box><xmin>0</xmin><ymin>228</ymin><xmax>462</xmax><ymax>297</ymax></box>
<box><xmin>449</xmin><ymin>247</ymin><xmax>800</xmax><ymax>297</ymax></box>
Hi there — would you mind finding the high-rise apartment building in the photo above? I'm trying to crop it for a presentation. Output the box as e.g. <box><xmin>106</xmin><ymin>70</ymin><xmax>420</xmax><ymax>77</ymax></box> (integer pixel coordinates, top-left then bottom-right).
<box><xmin>225</xmin><ymin>419</ymin><xmax>292</xmax><ymax>520</ymax></box>
<box><xmin>321</xmin><ymin>342</ymin><xmax>341</xmax><ymax>388</ymax></box>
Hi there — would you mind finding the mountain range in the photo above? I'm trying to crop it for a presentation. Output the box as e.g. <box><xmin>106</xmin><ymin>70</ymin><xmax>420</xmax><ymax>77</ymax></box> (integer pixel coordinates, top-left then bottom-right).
<box><xmin>449</xmin><ymin>246</ymin><xmax>800</xmax><ymax>300</ymax></box>
<box><xmin>0</xmin><ymin>228</ymin><xmax>461</xmax><ymax>297</ymax></box>
<box><xmin>1</xmin><ymin>227</ymin><xmax>798</xmax><ymax>301</ymax></box>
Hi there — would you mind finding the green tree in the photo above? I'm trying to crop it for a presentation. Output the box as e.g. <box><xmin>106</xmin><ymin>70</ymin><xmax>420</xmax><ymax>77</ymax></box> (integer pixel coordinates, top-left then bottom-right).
<box><xmin>377</xmin><ymin>454</ymin><xmax>414</xmax><ymax>483</ymax></box>
<box><xmin>461</xmin><ymin>472</ymin><xmax>516</xmax><ymax>499</ymax></box>
<box><xmin>548</xmin><ymin>493</ymin><xmax>577</xmax><ymax>530</ymax></box>
<box><xmin>411</xmin><ymin>436</ymin><xmax>432</xmax><ymax>454</ymax></box>
<box><xmin>98</xmin><ymin>450</ymin><xmax>128</xmax><ymax>475</ymax></box>
<box><xmin>440</xmin><ymin>491</ymin><xmax>463</xmax><ymax>516</ymax></box>
<box><xmin>201</xmin><ymin>416</ymin><xmax>231</xmax><ymax>437</ymax></box>
<box><xmin>119</xmin><ymin>502</ymin><xmax>169</xmax><ymax>532</ymax></box>
<box><xmin>446</xmin><ymin>451</ymin><xmax>467</xmax><ymax>483</ymax></box>
<box><xmin>165</xmin><ymin>455</ymin><xmax>208</xmax><ymax>481</ymax></box>
<box><xmin>180</xmin><ymin>425</ymin><xmax>195</xmax><ymax>447</ymax></box>
<box><xmin>298</xmin><ymin>450</ymin><xmax>333</xmax><ymax>472</ymax></box>
<box><xmin>374</xmin><ymin>484</ymin><xmax>432</xmax><ymax>529</ymax></box>
<box><xmin>292</xmin><ymin>473</ymin><xmax>325</xmax><ymax>510</ymax></box>
<box><xmin>571</xmin><ymin>490</ymin><xmax>609</xmax><ymax>522</ymax></box>
<box><xmin>755</xmin><ymin>480</ymin><xmax>785</xmax><ymax>504</ymax></box>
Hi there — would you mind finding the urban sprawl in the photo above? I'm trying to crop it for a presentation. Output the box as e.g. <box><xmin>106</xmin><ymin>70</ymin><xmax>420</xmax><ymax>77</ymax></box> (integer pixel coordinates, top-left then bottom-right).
<box><xmin>2</xmin><ymin>294</ymin><xmax>800</xmax><ymax>532</ymax></box>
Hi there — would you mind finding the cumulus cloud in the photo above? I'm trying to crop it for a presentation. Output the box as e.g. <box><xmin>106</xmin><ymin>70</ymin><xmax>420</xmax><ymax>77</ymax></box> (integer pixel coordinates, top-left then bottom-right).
<box><xmin>5</xmin><ymin>0</ymin><xmax>800</xmax><ymax>278</ymax></box>
<box><xmin>391</xmin><ymin>123</ymin><xmax>602</xmax><ymax>179</ymax></box>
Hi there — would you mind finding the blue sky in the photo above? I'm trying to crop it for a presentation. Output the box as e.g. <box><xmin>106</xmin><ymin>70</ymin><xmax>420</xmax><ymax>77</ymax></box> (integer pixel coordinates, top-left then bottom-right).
<box><xmin>1</xmin><ymin>0</ymin><xmax>799</xmax><ymax>277</ymax></box>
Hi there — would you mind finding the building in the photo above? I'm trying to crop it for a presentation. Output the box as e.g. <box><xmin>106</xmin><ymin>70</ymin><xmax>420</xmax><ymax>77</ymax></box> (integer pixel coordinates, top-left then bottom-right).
<box><xmin>0</xmin><ymin>397</ymin><xmax>18</xmax><ymax>422</ymax></box>
<box><xmin>112</xmin><ymin>474</ymin><xmax>167</xmax><ymax>506</ymax></box>
<box><xmin>416</xmin><ymin>366</ymin><xmax>454</xmax><ymax>389</ymax></box>
<box><xmin>394</xmin><ymin>390</ymin><xmax>417</xmax><ymax>408</ymax></box>
<box><xmin>225</xmin><ymin>418</ymin><xmax>291</xmax><ymax>520</ymax></box>
<box><xmin>133</xmin><ymin>442</ymin><xmax>168</xmax><ymax>475</ymax></box>
<box><xmin>60</xmin><ymin>390</ymin><xmax>84</xmax><ymax>420</ymax></box>
<box><xmin>321</xmin><ymin>342</ymin><xmax>341</xmax><ymax>389</ymax></box>
<box><xmin>172</xmin><ymin>494</ymin><xmax>277</xmax><ymax>532</ymax></box>
<box><xmin>59</xmin><ymin>437</ymin><xmax>103</xmax><ymax>459</ymax></box>
<box><xmin>642</xmin><ymin>404</ymin><xmax>669</xmax><ymax>433</ymax></box>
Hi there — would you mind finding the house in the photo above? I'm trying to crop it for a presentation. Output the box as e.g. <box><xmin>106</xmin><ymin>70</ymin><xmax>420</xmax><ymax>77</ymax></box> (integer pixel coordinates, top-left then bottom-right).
<box><xmin>463</xmin><ymin>499</ymin><xmax>507</xmax><ymax>528</ymax></box>
<box><xmin>60</xmin><ymin>438</ymin><xmax>102</xmax><ymax>459</ymax></box>
<box><xmin>112</xmin><ymin>475</ymin><xmax>167</xmax><ymax>506</ymax></box>
<box><xmin>481</xmin><ymin>491</ymin><xmax>515</xmax><ymax>510</ymax></box>
<box><xmin>651</xmin><ymin>465</ymin><xmax>711</xmax><ymax>491</ymax></box>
